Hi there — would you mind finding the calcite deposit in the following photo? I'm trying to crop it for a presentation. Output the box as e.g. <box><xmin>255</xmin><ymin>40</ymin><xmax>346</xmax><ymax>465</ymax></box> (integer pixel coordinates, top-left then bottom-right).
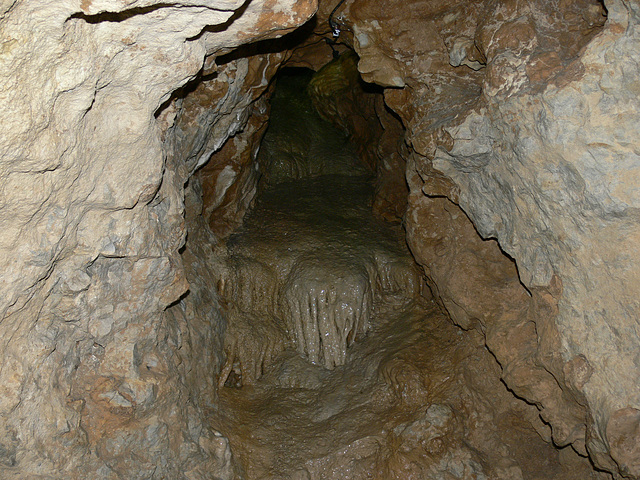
<box><xmin>215</xmin><ymin>73</ymin><xmax>419</xmax><ymax>379</ymax></box>
<box><xmin>208</xmin><ymin>68</ymin><xmax>604</xmax><ymax>480</ymax></box>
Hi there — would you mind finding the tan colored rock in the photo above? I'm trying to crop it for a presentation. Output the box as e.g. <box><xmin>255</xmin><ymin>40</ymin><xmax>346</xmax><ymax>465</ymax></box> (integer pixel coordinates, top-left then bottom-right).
<box><xmin>1</xmin><ymin>0</ymin><xmax>638</xmax><ymax>476</ymax></box>
<box><xmin>199</xmin><ymin>95</ymin><xmax>270</xmax><ymax>240</ymax></box>
<box><xmin>169</xmin><ymin>51</ymin><xmax>285</xmax><ymax>240</ymax></box>
<box><xmin>404</xmin><ymin>166</ymin><xmax>592</xmax><ymax>453</ymax></box>
<box><xmin>331</xmin><ymin>0</ymin><xmax>639</xmax><ymax>477</ymax></box>
<box><xmin>0</xmin><ymin>0</ymin><xmax>316</xmax><ymax>477</ymax></box>
<box><xmin>425</xmin><ymin>3</ymin><xmax>640</xmax><ymax>475</ymax></box>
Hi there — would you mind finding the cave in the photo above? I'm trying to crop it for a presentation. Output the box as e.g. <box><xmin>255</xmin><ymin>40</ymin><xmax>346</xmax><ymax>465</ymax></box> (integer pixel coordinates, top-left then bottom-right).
<box><xmin>1</xmin><ymin>0</ymin><xmax>639</xmax><ymax>479</ymax></box>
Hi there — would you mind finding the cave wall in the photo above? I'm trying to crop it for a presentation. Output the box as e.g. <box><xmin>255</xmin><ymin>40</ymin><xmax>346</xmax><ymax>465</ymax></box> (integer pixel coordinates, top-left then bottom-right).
<box><xmin>334</xmin><ymin>0</ymin><xmax>640</xmax><ymax>476</ymax></box>
<box><xmin>307</xmin><ymin>51</ymin><xmax>408</xmax><ymax>221</ymax></box>
<box><xmin>0</xmin><ymin>0</ymin><xmax>315</xmax><ymax>477</ymax></box>
<box><xmin>1</xmin><ymin>0</ymin><xmax>639</xmax><ymax>478</ymax></box>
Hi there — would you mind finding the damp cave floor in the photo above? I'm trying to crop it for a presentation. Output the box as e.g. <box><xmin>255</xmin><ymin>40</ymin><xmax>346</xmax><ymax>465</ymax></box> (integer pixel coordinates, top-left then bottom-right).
<box><xmin>201</xmin><ymin>68</ymin><xmax>599</xmax><ymax>480</ymax></box>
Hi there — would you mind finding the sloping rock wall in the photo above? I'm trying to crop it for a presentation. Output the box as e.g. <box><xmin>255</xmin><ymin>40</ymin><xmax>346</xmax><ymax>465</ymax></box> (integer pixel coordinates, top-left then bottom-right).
<box><xmin>0</xmin><ymin>0</ymin><xmax>315</xmax><ymax>477</ymax></box>
<box><xmin>2</xmin><ymin>0</ymin><xmax>639</xmax><ymax>477</ymax></box>
<box><xmin>335</xmin><ymin>0</ymin><xmax>640</xmax><ymax>476</ymax></box>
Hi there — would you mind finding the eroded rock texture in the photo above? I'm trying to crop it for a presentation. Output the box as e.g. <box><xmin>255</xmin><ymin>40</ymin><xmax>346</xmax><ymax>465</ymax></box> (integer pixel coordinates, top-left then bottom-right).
<box><xmin>0</xmin><ymin>0</ymin><xmax>315</xmax><ymax>477</ymax></box>
<box><xmin>2</xmin><ymin>0</ymin><xmax>639</xmax><ymax>477</ymax></box>
<box><xmin>215</xmin><ymin>298</ymin><xmax>608</xmax><ymax>480</ymax></box>
<box><xmin>207</xmin><ymin>69</ymin><xmax>600</xmax><ymax>480</ymax></box>
<box><xmin>308</xmin><ymin>51</ymin><xmax>408</xmax><ymax>221</ymax></box>
<box><xmin>215</xmin><ymin>72</ymin><xmax>418</xmax><ymax>380</ymax></box>
<box><xmin>218</xmin><ymin>174</ymin><xmax>420</xmax><ymax>377</ymax></box>
<box><xmin>332</xmin><ymin>0</ymin><xmax>640</xmax><ymax>476</ymax></box>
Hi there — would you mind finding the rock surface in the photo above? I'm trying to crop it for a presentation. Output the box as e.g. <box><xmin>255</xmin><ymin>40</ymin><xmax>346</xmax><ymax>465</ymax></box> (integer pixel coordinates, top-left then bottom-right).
<box><xmin>218</xmin><ymin>174</ymin><xmax>419</xmax><ymax>376</ymax></box>
<box><xmin>2</xmin><ymin>0</ymin><xmax>640</xmax><ymax>477</ymax></box>
<box><xmin>0</xmin><ymin>0</ymin><xmax>315</xmax><ymax>477</ymax></box>
<box><xmin>215</xmin><ymin>295</ymin><xmax>608</xmax><ymax>480</ymax></box>
<box><xmin>333</xmin><ymin>0</ymin><xmax>640</xmax><ymax>476</ymax></box>
<box><xmin>215</xmin><ymin>72</ymin><xmax>418</xmax><ymax>378</ymax></box>
<box><xmin>308</xmin><ymin>51</ymin><xmax>408</xmax><ymax>221</ymax></box>
<box><xmin>208</xmin><ymin>71</ymin><xmax>604</xmax><ymax>479</ymax></box>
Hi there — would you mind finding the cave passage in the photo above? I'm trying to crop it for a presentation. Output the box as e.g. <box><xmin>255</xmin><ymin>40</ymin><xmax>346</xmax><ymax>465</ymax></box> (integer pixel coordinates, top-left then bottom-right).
<box><xmin>205</xmin><ymin>68</ymin><xmax>596</xmax><ymax>479</ymax></box>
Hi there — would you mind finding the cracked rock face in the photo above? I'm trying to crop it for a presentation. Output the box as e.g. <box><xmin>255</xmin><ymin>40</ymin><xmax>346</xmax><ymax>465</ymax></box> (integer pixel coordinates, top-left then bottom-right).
<box><xmin>334</xmin><ymin>0</ymin><xmax>640</xmax><ymax>476</ymax></box>
<box><xmin>0</xmin><ymin>0</ymin><xmax>315</xmax><ymax>477</ymax></box>
<box><xmin>2</xmin><ymin>0</ymin><xmax>640</xmax><ymax>478</ymax></box>
<box><xmin>206</xmin><ymin>70</ymin><xmax>601</xmax><ymax>480</ymax></box>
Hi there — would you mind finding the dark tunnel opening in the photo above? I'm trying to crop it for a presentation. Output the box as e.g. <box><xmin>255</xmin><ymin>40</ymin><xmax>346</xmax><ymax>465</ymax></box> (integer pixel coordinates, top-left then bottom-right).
<box><xmin>191</xmin><ymin>53</ymin><xmax>609</xmax><ymax>479</ymax></box>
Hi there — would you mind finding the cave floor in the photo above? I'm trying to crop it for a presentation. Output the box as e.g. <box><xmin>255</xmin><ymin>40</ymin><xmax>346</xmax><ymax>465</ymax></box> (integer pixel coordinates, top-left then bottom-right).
<box><xmin>212</xmin><ymin>298</ymin><xmax>464</xmax><ymax>479</ymax></box>
<box><xmin>206</xmin><ymin>174</ymin><xmax>597</xmax><ymax>479</ymax></box>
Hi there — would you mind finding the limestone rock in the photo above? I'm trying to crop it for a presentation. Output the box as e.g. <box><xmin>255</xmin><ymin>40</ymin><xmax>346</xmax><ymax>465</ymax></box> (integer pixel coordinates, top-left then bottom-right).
<box><xmin>427</xmin><ymin>3</ymin><xmax>640</xmax><ymax>476</ymax></box>
<box><xmin>217</xmin><ymin>173</ymin><xmax>420</xmax><ymax>378</ymax></box>
<box><xmin>308</xmin><ymin>51</ymin><xmax>408</xmax><ymax>221</ymax></box>
<box><xmin>0</xmin><ymin>0</ymin><xmax>316</xmax><ymax>477</ymax></box>
<box><xmin>335</xmin><ymin>0</ymin><xmax>639</xmax><ymax>476</ymax></box>
<box><xmin>2</xmin><ymin>0</ymin><xmax>639</xmax><ymax>476</ymax></box>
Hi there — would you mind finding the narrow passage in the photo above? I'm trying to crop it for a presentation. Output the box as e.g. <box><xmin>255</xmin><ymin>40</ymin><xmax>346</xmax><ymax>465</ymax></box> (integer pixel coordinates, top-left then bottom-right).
<box><xmin>207</xmin><ymin>69</ymin><xmax>597</xmax><ymax>480</ymax></box>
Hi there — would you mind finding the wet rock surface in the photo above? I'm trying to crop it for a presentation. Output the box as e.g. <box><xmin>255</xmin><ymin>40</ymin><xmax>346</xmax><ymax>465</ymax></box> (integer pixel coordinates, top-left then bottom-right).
<box><xmin>307</xmin><ymin>51</ymin><xmax>409</xmax><ymax>221</ymax></box>
<box><xmin>213</xmin><ymin>301</ymin><xmax>607</xmax><ymax>479</ymax></box>
<box><xmin>218</xmin><ymin>174</ymin><xmax>418</xmax><ymax>377</ymax></box>
<box><xmin>326</xmin><ymin>0</ymin><xmax>640</xmax><ymax>476</ymax></box>
<box><xmin>216</xmin><ymin>70</ymin><xmax>418</xmax><ymax>379</ymax></box>
<box><xmin>2</xmin><ymin>0</ymin><xmax>639</xmax><ymax>477</ymax></box>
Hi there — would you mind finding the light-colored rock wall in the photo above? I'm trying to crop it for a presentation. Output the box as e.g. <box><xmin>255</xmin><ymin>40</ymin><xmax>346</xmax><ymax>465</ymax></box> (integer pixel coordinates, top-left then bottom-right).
<box><xmin>431</xmin><ymin>5</ymin><xmax>640</xmax><ymax>473</ymax></box>
<box><xmin>336</xmin><ymin>0</ymin><xmax>640</xmax><ymax>476</ymax></box>
<box><xmin>434</xmin><ymin>9</ymin><xmax>640</xmax><ymax>478</ymax></box>
<box><xmin>0</xmin><ymin>0</ymin><xmax>315</xmax><ymax>477</ymax></box>
<box><xmin>2</xmin><ymin>0</ymin><xmax>639</xmax><ymax>476</ymax></box>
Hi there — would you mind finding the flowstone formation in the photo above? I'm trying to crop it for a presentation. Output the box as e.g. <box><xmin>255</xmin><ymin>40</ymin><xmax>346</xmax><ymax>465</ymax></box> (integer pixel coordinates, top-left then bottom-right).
<box><xmin>214</xmin><ymin>301</ymin><xmax>609</xmax><ymax>480</ymax></box>
<box><xmin>216</xmin><ymin>70</ymin><xmax>419</xmax><ymax>382</ymax></box>
<box><xmin>208</xmin><ymin>66</ymin><xmax>607</xmax><ymax>480</ymax></box>
<box><xmin>218</xmin><ymin>174</ymin><xmax>419</xmax><ymax>380</ymax></box>
<box><xmin>2</xmin><ymin>0</ymin><xmax>639</xmax><ymax>477</ymax></box>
